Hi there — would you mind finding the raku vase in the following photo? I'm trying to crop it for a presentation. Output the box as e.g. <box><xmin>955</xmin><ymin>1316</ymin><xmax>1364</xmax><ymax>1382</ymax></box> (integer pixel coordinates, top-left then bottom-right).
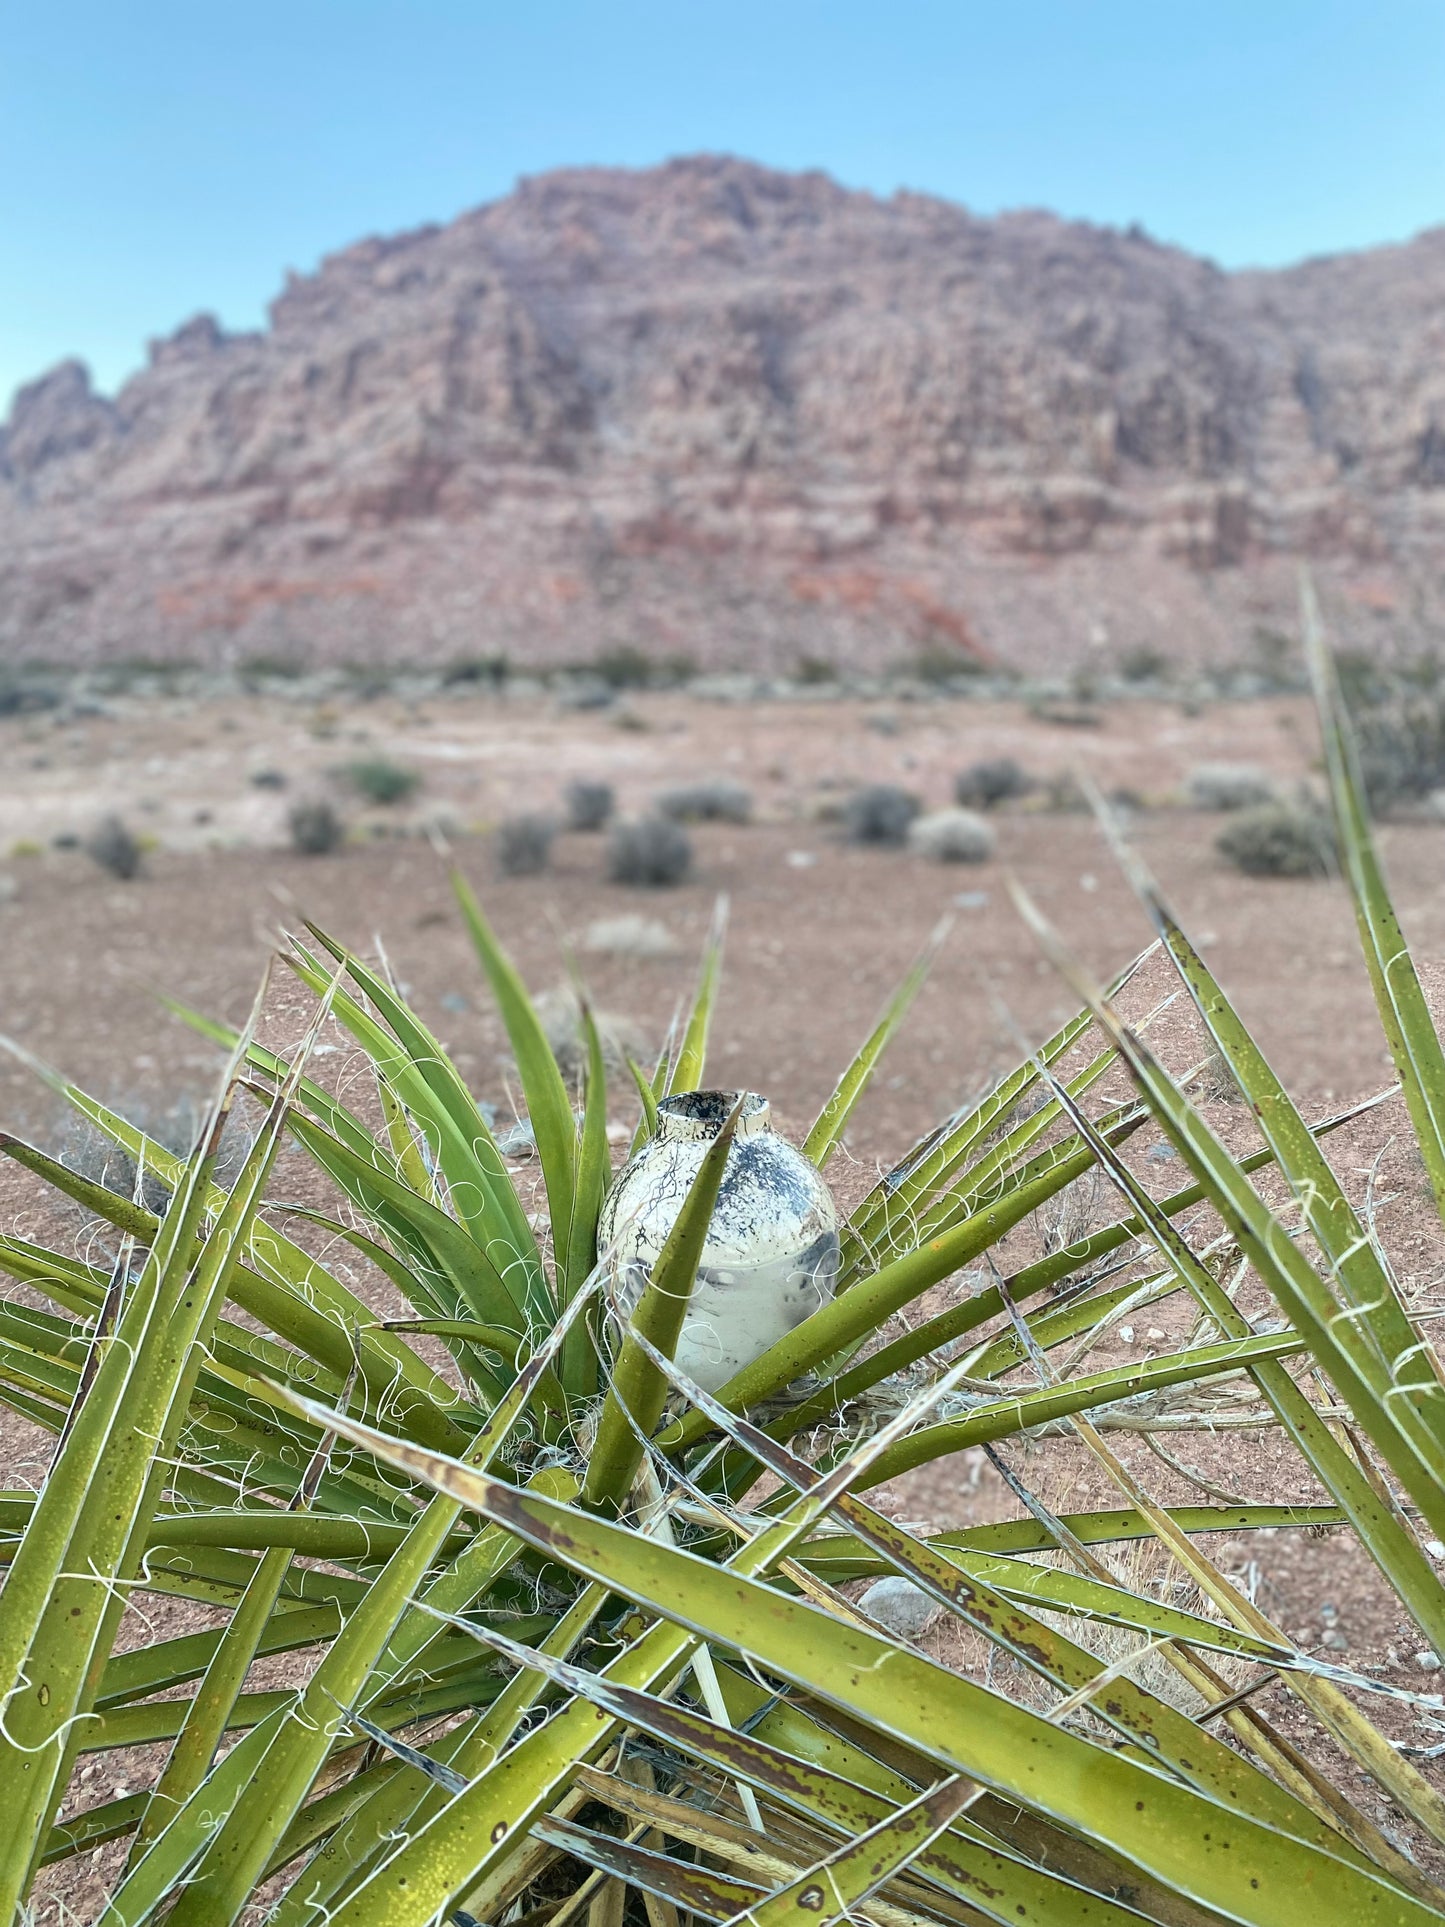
<box><xmin>597</xmin><ymin>1089</ymin><xmax>839</xmax><ymax>1392</ymax></box>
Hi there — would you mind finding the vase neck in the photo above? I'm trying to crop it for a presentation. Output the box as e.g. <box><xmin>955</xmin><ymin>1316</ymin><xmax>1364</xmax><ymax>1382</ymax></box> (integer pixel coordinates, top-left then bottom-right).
<box><xmin>655</xmin><ymin>1090</ymin><xmax>771</xmax><ymax>1143</ymax></box>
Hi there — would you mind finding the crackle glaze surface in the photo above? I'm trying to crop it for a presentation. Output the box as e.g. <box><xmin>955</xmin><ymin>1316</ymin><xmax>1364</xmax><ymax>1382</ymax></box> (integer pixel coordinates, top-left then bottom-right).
<box><xmin>597</xmin><ymin>1090</ymin><xmax>839</xmax><ymax>1392</ymax></box>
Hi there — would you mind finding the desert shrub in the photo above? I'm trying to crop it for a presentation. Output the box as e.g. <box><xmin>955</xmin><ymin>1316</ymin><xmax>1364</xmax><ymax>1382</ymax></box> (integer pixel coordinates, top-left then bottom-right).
<box><xmin>0</xmin><ymin>675</ymin><xmax>61</xmax><ymax>717</ymax></box>
<box><xmin>953</xmin><ymin>757</ymin><xmax>1033</xmax><ymax>810</ymax></box>
<box><xmin>655</xmin><ymin>779</ymin><xmax>752</xmax><ymax>824</ymax></box>
<box><xmin>565</xmin><ymin>780</ymin><xmax>616</xmax><ymax>831</ymax></box>
<box><xmin>843</xmin><ymin>784</ymin><xmax>920</xmax><ymax>845</ymax></box>
<box><xmin>342</xmin><ymin>666</ymin><xmax>393</xmax><ymax>702</ymax></box>
<box><xmin>907</xmin><ymin>646</ymin><xmax>983</xmax><ymax>684</ymax></box>
<box><xmin>239</xmin><ymin>652</ymin><xmax>309</xmax><ymax>687</ymax></box>
<box><xmin>51</xmin><ymin>1091</ymin><xmax>229</xmax><ymax>1212</ymax></box>
<box><xmin>608</xmin><ymin>814</ymin><xmax>692</xmax><ymax>886</ymax></box>
<box><xmin>1117</xmin><ymin>643</ymin><xmax>1171</xmax><ymax>683</ymax></box>
<box><xmin>588</xmin><ymin>646</ymin><xmax>695</xmax><ymax>689</ymax></box>
<box><xmin>1353</xmin><ymin>684</ymin><xmax>1445</xmax><ymax>812</ymax></box>
<box><xmin>85</xmin><ymin>814</ymin><xmax>141</xmax><ymax>880</ymax></box>
<box><xmin>442</xmin><ymin>653</ymin><xmax>510</xmax><ymax>687</ymax></box>
<box><xmin>1186</xmin><ymin>763</ymin><xmax>1275</xmax><ymax>811</ymax></box>
<box><xmin>1249</xmin><ymin>624</ymin><xmax>1301</xmax><ymax>690</ymax></box>
<box><xmin>794</xmin><ymin>654</ymin><xmax>838</xmax><ymax>684</ymax></box>
<box><xmin>1040</xmin><ymin>773</ymin><xmax>1089</xmax><ymax>813</ymax></box>
<box><xmin>342</xmin><ymin>756</ymin><xmax>420</xmax><ymax>805</ymax></box>
<box><xmin>1215</xmin><ymin>799</ymin><xmax>1337</xmax><ymax>878</ymax></box>
<box><xmin>496</xmin><ymin>813</ymin><xmax>555</xmax><ymax>876</ymax></box>
<box><xmin>1030</xmin><ymin>699</ymin><xmax>1102</xmax><ymax>728</ymax></box>
<box><xmin>588</xmin><ymin>646</ymin><xmax>654</xmax><ymax>689</ymax></box>
<box><xmin>288</xmin><ymin>797</ymin><xmax>345</xmax><ymax>855</ymax></box>
<box><xmin>583</xmin><ymin>914</ymin><xmax>675</xmax><ymax>958</ymax></box>
<box><xmin>908</xmin><ymin>806</ymin><xmax>996</xmax><ymax>864</ymax></box>
<box><xmin>554</xmin><ymin>677</ymin><xmax>614</xmax><ymax>711</ymax></box>
<box><xmin>533</xmin><ymin>985</ymin><xmax>650</xmax><ymax>1079</ymax></box>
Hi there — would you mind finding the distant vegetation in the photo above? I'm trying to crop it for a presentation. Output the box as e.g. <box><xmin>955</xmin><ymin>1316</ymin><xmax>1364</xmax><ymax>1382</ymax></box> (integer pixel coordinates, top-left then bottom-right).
<box><xmin>342</xmin><ymin>756</ymin><xmax>421</xmax><ymax>806</ymax></box>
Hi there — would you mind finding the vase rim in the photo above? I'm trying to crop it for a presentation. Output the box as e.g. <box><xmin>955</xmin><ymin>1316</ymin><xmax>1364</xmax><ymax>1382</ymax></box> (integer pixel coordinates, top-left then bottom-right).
<box><xmin>655</xmin><ymin>1089</ymin><xmax>771</xmax><ymax>1141</ymax></box>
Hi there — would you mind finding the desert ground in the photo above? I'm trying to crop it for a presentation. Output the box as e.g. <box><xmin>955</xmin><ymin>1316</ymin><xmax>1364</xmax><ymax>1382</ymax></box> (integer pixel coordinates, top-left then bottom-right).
<box><xmin>6</xmin><ymin>679</ymin><xmax>1445</xmax><ymax>1916</ymax></box>
<box><xmin>0</xmin><ymin>679</ymin><xmax>1421</xmax><ymax>1127</ymax></box>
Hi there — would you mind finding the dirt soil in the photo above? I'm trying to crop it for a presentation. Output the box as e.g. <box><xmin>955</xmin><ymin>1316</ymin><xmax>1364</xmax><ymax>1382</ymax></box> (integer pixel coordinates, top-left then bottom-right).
<box><xmin>7</xmin><ymin>684</ymin><xmax>1445</xmax><ymax>1919</ymax></box>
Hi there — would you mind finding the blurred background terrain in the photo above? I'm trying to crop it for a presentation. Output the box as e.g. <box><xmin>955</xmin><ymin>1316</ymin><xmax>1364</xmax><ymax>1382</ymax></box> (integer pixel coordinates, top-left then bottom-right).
<box><xmin>4</xmin><ymin>0</ymin><xmax>1445</xmax><ymax>1128</ymax></box>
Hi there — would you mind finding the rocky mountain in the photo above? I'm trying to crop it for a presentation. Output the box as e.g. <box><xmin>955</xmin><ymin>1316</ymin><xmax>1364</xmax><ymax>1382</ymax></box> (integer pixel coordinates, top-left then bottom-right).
<box><xmin>5</xmin><ymin>154</ymin><xmax>1445</xmax><ymax>674</ymax></box>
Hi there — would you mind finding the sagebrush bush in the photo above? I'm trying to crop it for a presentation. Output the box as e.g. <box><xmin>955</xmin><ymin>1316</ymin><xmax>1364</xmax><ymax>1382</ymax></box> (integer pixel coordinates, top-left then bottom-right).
<box><xmin>496</xmin><ymin>813</ymin><xmax>555</xmax><ymax>876</ymax></box>
<box><xmin>441</xmin><ymin>653</ymin><xmax>510</xmax><ymax>687</ymax></box>
<box><xmin>583</xmin><ymin>914</ymin><xmax>675</xmax><ymax>958</ymax></box>
<box><xmin>1353</xmin><ymin>684</ymin><xmax>1445</xmax><ymax>812</ymax></box>
<box><xmin>587</xmin><ymin>646</ymin><xmax>695</xmax><ymax>688</ymax></box>
<box><xmin>843</xmin><ymin>784</ymin><xmax>920</xmax><ymax>845</ymax></box>
<box><xmin>608</xmin><ymin>814</ymin><xmax>692</xmax><ymax>886</ymax></box>
<box><xmin>533</xmin><ymin>984</ymin><xmax>651</xmax><ymax>1079</ymax></box>
<box><xmin>1186</xmin><ymin>763</ymin><xmax>1276</xmax><ymax>812</ymax></box>
<box><xmin>342</xmin><ymin>756</ymin><xmax>420</xmax><ymax>805</ymax></box>
<box><xmin>954</xmin><ymin>757</ymin><xmax>1033</xmax><ymax>810</ymax></box>
<box><xmin>1215</xmin><ymin>799</ymin><xmax>1337</xmax><ymax>878</ymax></box>
<box><xmin>794</xmin><ymin>654</ymin><xmax>838</xmax><ymax>683</ymax></box>
<box><xmin>908</xmin><ymin>806</ymin><xmax>996</xmax><ymax>864</ymax></box>
<box><xmin>288</xmin><ymin>797</ymin><xmax>345</xmax><ymax>855</ymax></box>
<box><xmin>85</xmin><ymin>814</ymin><xmax>142</xmax><ymax>880</ymax></box>
<box><xmin>1117</xmin><ymin>643</ymin><xmax>1171</xmax><ymax>683</ymax></box>
<box><xmin>564</xmin><ymin>779</ymin><xmax>615</xmax><ymax>831</ymax></box>
<box><xmin>909</xmin><ymin>646</ymin><xmax>982</xmax><ymax>683</ymax></box>
<box><xmin>1041</xmin><ymin>772</ymin><xmax>1090</xmax><ymax>813</ymax></box>
<box><xmin>655</xmin><ymin>779</ymin><xmax>752</xmax><ymax>824</ymax></box>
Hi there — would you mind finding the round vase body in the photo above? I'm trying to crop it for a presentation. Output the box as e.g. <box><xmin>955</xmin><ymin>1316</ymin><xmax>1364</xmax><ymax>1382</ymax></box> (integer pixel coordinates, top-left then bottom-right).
<box><xmin>597</xmin><ymin>1090</ymin><xmax>839</xmax><ymax>1392</ymax></box>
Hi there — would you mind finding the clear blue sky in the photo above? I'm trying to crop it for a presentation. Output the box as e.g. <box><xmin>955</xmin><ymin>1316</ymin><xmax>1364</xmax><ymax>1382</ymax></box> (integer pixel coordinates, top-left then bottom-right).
<box><xmin>4</xmin><ymin>1</ymin><xmax>1444</xmax><ymax>409</ymax></box>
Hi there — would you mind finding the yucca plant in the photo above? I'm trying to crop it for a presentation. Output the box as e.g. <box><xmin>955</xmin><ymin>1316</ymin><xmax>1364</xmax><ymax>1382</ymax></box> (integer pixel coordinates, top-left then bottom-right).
<box><xmin>7</xmin><ymin>579</ymin><xmax>1445</xmax><ymax>1924</ymax></box>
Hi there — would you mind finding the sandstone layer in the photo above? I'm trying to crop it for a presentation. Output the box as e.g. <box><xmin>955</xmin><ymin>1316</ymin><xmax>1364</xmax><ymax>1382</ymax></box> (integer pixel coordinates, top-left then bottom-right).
<box><xmin>5</xmin><ymin>155</ymin><xmax>1445</xmax><ymax>673</ymax></box>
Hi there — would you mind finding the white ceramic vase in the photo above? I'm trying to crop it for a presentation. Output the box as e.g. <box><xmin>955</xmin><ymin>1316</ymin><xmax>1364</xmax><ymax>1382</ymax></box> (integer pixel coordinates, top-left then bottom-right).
<box><xmin>597</xmin><ymin>1089</ymin><xmax>839</xmax><ymax>1392</ymax></box>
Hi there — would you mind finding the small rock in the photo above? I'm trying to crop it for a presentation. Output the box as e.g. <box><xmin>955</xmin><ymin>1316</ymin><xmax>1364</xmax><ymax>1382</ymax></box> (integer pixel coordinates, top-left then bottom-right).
<box><xmin>495</xmin><ymin>1119</ymin><xmax>537</xmax><ymax>1158</ymax></box>
<box><xmin>1145</xmin><ymin>1142</ymin><xmax>1177</xmax><ymax>1163</ymax></box>
<box><xmin>1427</xmin><ymin>1540</ymin><xmax>1445</xmax><ymax>1561</ymax></box>
<box><xmin>786</xmin><ymin>850</ymin><xmax>818</xmax><ymax>869</ymax></box>
<box><xmin>439</xmin><ymin>991</ymin><xmax>470</xmax><ymax>1015</ymax></box>
<box><xmin>1322</xmin><ymin>1630</ymin><xmax>1350</xmax><ymax>1652</ymax></box>
<box><xmin>859</xmin><ymin>1577</ymin><xmax>941</xmax><ymax>1641</ymax></box>
<box><xmin>1118</xmin><ymin>1325</ymin><xmax>1135</xmax><ymax>1344</ymax></box>
<box><xmin>1319</xmin><ymin>1602</ymin><xmax>1339</xmax><ymax>1625</ymax></box>
<box><xmin>952</xmin><ymin>889</ymin><xmax>990</xmax><ymax>910</ymax></box>
<box><xmin>1145</xmin><ymin>1326</ymin><xmax>1167</xmax><ymax>1342</ymax></box>
<box><xmin>1415</xmin><ymin>1650</ymin><xmax>1441</xmax><ymax>1671</ymax></box>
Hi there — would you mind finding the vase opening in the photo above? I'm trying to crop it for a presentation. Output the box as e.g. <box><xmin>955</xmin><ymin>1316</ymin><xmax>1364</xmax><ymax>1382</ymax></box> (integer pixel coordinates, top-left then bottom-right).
<box><xmin>655</xmin><ymin>1089</ymin><xmax>771</xmax><ymax>1141</ymax></box>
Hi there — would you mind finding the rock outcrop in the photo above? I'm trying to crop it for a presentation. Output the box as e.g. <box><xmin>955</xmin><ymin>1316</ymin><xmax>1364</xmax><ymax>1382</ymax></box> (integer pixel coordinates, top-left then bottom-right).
<box><xmin>5</xmin><ymin>155</ymin><xmax>1445</xmax><ymax>673</ymax></box>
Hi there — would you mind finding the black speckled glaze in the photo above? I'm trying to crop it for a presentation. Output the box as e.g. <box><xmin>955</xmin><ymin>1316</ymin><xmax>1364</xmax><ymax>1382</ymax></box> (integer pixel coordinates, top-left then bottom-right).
<box><xmin>598</xmin><ymin>1089</ymin><xmax>840</xmax><ymax>1391</ymax></box>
